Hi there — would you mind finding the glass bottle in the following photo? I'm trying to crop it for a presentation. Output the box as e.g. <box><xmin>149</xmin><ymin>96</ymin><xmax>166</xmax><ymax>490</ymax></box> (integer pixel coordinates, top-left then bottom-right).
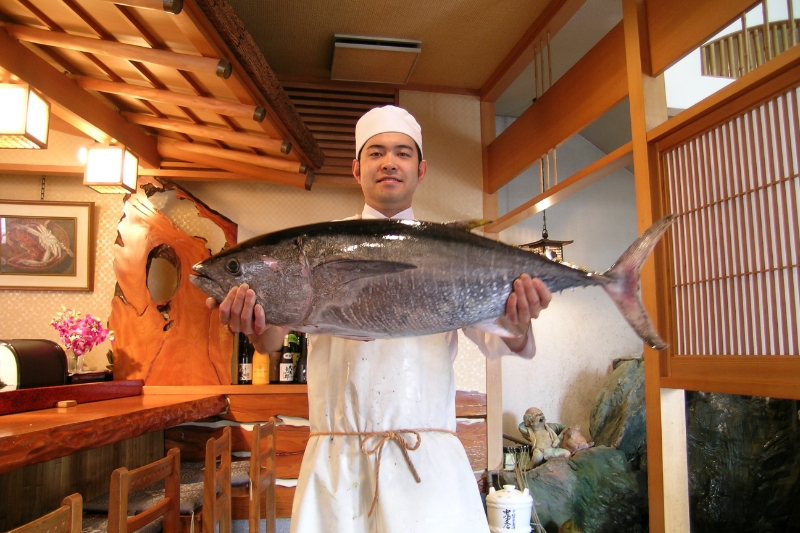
<box><xmin>296</xmin><ymin>332</ymin><xmax>309</xmax><ymax>384</ymax></box>
<box><xmin>279</xmin><ymin>331</ymin><xmax>297</xmax><ymax>383</ymax></box>
<box><xmin>237</xmin><ymin>333</ymin><xmax>253</xmax><ymax>385</ymax></box>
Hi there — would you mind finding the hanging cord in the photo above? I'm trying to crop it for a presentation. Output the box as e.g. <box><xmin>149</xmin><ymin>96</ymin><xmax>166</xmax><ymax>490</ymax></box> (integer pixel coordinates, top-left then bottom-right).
<box><xmin>40</xmin><ymin>176</ymin><xmax>46</xmax><ymax>201</ymax></box>
<box><xmin>542</xmin><ymin>210</ymin><xmax>549</xmax><ymax>239</ymax></box>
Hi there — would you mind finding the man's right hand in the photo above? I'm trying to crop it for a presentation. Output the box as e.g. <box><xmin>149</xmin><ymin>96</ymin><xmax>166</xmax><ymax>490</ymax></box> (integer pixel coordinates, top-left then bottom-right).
<box><xmin>206</xmin><ymin>284</ymin><xmax>285</xmax><ymax>353</ymax></box>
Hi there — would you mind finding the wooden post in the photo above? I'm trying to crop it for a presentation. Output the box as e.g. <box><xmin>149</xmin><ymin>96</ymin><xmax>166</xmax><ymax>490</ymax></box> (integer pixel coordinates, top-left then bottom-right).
<box><xmin>74</xmin><ymin>76</ymin><xmax>265</xmax><ymax>122</ymax></box>
<box><xmin>3</xmin><ymin>24</ymin><xmax>230</xmax><ymax>78</ymax></box>
<box><xmin>480</xmin><ymin>100</ymin><xmax>503</xmax><ymax>472</ymax></box>
<box><xmin>622</xmin><ymin>0</ymin><xmax>681</xmax><ymax>532</ymax></box>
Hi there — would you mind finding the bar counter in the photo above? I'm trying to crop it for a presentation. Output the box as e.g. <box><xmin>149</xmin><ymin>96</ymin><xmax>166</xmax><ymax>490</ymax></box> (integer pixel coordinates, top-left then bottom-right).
<box><xmin>0</xmin><ymin>393</ymin><xmax>228</xmax><ymax>475</ymax></box>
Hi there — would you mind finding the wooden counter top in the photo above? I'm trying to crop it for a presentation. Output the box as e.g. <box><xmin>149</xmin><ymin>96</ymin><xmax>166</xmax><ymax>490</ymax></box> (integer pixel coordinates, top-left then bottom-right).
<box><xmin>0</xmin><ymin>393</ymin><xmax>227</xmax><ymax>475</ymax></box>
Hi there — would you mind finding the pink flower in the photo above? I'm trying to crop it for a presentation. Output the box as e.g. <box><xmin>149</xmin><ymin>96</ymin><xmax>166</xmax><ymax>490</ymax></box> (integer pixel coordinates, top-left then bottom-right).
<box><xmin>51</xmin><ymin>307</ymin><xmax>114</xmax><ymax>358</ymax></box>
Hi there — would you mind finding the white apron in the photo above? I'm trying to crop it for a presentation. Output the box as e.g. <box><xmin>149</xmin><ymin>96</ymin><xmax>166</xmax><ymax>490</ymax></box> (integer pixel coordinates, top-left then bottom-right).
<box><xmin>289</xmin><ymin>333</ymin><xmax>490</xmax><ymax>533</ymax></box>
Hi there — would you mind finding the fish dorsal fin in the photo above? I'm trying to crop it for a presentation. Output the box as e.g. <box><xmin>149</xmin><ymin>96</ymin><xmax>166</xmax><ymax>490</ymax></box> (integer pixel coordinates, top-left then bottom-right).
<box><xmin>443</xmin><ymin>219</ymin><xmax>493</xmax><ymax>232</ymax></box>
<box><xmin>318</xmin><ymin>259</ymin><xmax>417</xmax><ymax>283</ymax></box>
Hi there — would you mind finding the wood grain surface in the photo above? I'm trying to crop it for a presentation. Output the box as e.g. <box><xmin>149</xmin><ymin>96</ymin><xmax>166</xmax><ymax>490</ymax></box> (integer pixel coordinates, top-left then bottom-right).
<box><xmin>0</xmin><ymin>380</ymin><xmax>143</xmax><ymax>416</ymax></box>
<box><xmin>0</xmin><ymin>394</ymin><xmax>226</xmax><ymax>474</ymax></box>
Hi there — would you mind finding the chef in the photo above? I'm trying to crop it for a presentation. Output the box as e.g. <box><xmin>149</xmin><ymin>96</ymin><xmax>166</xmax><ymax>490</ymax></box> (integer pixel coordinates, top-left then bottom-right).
<box><xmin>208</xmin><ymin>105</ymin><xmax>552</xmax><ymax>533</ymax></box>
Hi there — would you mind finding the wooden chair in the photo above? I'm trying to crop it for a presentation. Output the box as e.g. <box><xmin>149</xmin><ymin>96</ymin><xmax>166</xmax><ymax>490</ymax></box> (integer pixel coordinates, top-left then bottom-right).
<box><xmin>9</xmin><ymin>494</ymin><xmax>83</xmax><ymax>533</ymax></box>
<box><xmin>201</xmin><ymin>426</ymin><xmax>232</xmax><ymax>533</ymax></box>
<box><xmin>244</xmin><ymin>419</ymin><xmax>276</xmax><ymax>533</ymax></box>
<box><xmin>83</xmin><ymin>448</ymin><xmax>181</xmax><ymax>533</ymax></box>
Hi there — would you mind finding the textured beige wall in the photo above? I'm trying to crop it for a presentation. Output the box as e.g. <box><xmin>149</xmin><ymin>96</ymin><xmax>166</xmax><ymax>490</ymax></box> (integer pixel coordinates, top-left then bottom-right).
<box><xmin>0</xmin><ymin>174</ymin><xmax>122</xmax><ymax>371</ymax></box>
<box><xmin>0</xmin><ymin>91</ymin><xmax>489</xmax><ymax>391</ymax></box>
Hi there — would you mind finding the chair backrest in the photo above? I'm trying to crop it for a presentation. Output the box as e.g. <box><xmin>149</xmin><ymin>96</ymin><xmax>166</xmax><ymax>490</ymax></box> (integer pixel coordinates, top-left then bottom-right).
<box><xmin>249</xmin><ymin>419</ymin><xmax>277</xmax><ymax>533</ymax></box>
<box><xmin>8</xmin><ymin>494</ymin><xmax>82</xmax><ymax>533</ymax></box>
<box><xmin>203</xmin><ymin>426</ymin><xmax>232</xmax><ymax>533</ymax></box>
<box><xmin>107</xmin><ymin>448</ymin><xmax>181</xmax><ymax>533</ymax></box>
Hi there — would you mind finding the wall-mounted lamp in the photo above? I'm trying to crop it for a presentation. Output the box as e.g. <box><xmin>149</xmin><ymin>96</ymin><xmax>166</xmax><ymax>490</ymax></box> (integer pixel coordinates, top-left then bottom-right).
<box><xmin>0</xmin><ymin>82</ymin><xmax>50</xmax><ymax>149</ymax></box>
<box><xmin>82</xmin><ymin>144</ymin><xmax>139</xmax><ymax>193</ymax></box>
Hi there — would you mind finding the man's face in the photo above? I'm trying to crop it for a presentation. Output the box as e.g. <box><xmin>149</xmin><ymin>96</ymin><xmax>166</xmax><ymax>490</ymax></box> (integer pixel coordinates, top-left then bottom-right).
<box><xmin>352</xmin><ymin>132</ymin><xmax>427</xmax><ymax>217</ymax></box>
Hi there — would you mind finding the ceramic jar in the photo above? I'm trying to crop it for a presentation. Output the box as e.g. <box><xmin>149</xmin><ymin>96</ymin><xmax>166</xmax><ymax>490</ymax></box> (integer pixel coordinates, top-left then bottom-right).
<box><xmin>485</xmin><ymin>484</ymin><xmax>533</xmax><ymax>533</ymax></box>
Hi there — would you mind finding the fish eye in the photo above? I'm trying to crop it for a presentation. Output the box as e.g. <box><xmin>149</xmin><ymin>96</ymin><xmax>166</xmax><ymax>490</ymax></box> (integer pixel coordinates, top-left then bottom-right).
<box><xmin>225</xmin><ymin>259</ymin><xmax>241</xmax><ymax>276</ymax></box>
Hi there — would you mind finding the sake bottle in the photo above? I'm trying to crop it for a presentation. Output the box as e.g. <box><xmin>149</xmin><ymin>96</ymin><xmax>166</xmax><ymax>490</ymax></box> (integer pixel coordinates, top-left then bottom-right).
<box><xmin>279</xmin><ymin>332</ymin><xmax>297</xmax><ymax>383</ymax></box>
<box><xmin>296</xmin><ymin>332</ymin><xmax>309</xmax><ymax>384</ymax></box>
<box><xmin>237</xmin><ymin>333</ymin><xmax>253</xmax><ymax>385</ymax></box>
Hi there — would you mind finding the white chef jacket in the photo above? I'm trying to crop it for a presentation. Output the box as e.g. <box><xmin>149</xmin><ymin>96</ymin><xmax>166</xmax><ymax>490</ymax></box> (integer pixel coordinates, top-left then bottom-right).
<box><xmin>289</xmin><ymin>206</ymin><xmax>535</xmax><ymax>533</ymax></box>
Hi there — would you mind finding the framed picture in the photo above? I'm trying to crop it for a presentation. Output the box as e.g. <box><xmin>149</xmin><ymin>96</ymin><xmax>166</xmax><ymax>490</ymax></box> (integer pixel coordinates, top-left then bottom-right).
<box><xmin>0</xmin><ymin>200</ymin><xmax>95</xmax><ymax>291</ymax></box>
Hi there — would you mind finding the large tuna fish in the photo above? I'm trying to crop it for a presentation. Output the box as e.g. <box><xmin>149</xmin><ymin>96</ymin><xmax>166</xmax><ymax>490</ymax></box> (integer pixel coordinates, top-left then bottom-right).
<box><xmin>191</xmin><ymin>215</ymin><xmax>676</xmax><ymax>349</ymax></box>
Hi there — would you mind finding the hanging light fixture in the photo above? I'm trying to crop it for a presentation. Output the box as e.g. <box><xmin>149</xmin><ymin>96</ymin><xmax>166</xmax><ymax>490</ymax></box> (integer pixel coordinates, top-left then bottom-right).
<box><xmin>519</xmin><ymin>210</ymin><xmax>573</xmax><ymax>262</ymax></box>
<box><xmin>82</xmin><ymin>143</ymin><xmax>139</xmax><ymax>193</ymax></box>
<box><xmin>0</xmin><ymin>82</ymin><xmax>50</xmax><ymax>149</ymax></box>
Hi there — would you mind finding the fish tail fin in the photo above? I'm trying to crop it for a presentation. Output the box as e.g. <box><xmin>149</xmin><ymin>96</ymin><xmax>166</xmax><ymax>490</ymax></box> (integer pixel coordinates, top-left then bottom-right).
<box><xmin>602</xmin><ymin>215</ymin><xmax>677</xmax><ymax>350</ymax></box>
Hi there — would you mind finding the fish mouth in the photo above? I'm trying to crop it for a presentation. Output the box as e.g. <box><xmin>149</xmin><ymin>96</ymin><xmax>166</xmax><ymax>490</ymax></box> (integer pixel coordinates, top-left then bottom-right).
<box><xmin>189</xmin><ymin>263</ymin><xmax>227</xmax><ymax>303</ymax></box>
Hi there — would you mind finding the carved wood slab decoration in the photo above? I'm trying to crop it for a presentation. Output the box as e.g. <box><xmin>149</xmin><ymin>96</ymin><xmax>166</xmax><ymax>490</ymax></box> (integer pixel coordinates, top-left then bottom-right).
<box><xmin>110</xmin><ymin>178</ymin><xmax>237</xmax><ymax>384</ymax></box>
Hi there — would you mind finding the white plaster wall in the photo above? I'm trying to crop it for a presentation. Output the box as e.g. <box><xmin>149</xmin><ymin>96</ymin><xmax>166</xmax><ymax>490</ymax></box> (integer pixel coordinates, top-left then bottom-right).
<box><xmin>495</xmin><ymin>116</ymin><xmax>642</xmax><ymax>439</ymax></box>
<box><xmin>0</xmin><ymin>130</ymin><xmax>121</xmax><ymax>372</ymax></box>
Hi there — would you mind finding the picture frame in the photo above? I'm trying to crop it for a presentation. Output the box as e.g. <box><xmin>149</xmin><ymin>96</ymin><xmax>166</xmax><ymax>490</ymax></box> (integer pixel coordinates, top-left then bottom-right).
<box><xmin>0</xmin><ymin>200</ymin><xmax>95</xmax><ymax>291</ymax></box>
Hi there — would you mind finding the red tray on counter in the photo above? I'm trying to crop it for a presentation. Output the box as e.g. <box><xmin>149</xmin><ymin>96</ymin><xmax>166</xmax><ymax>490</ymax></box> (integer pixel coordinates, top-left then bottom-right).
<box><xmin>0</xmin><ymin>380</ymin><xmax>144</xmax><ymax>416</ymax></box>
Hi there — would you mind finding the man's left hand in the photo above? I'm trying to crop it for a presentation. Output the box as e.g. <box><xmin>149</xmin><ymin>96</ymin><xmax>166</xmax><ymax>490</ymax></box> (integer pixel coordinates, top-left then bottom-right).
<box><xmin>502</xmin><ymin>274</ymin><xmax>552</xmax><ymax>352</ymax></box>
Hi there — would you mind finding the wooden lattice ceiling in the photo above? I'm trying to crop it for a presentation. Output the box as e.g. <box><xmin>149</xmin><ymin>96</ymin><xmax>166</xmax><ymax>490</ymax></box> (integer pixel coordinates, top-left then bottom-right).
<box><xmin>0</xmin><ymin>0</ymin><xmax>324</xmax><ymax>189</ymax></box>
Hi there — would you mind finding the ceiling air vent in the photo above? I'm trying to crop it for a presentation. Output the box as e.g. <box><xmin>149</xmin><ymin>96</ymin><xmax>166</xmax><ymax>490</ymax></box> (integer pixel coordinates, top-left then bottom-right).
<box><xmin>331</xmin><ymin>35</ymin><xmax>421</xmax><ymax>84</ymax></box>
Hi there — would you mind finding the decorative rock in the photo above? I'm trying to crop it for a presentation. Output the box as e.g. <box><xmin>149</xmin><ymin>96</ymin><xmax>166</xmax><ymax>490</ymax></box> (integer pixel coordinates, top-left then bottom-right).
<box><xmin>686</xmin><ymin>392</ymin><xmax>800</xmax><ymax>533</ymax></box>
<box><xmin>500</xmin><ymin>446</ymin><xmax>647</xmax><ymax>533</ymax></box>
<box><xmin>589</xmin><ymin>359</ymin><xmax>645</xmax><ymax>462</ymax></box>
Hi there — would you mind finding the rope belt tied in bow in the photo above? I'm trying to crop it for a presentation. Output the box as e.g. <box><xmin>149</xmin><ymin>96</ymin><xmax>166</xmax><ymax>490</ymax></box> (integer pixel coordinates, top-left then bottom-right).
<box><xmin>309</xmin><ymin>428</ymin><xmax>458</xmax><ymax>516</ymax></box>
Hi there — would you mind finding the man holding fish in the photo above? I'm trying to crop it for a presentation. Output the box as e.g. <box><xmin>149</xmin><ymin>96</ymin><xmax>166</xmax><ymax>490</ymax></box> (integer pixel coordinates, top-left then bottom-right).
<box><xmin>207</xmin><ymin>106</ymin><xmax>553</xmax><ymax>532</ymax></box>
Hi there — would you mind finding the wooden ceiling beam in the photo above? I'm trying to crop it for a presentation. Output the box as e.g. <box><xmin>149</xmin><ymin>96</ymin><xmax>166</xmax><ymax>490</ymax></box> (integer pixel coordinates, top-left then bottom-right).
<box><xmin>0</xmin><ymin>27</ymin><xmax>160</xmax><ymax>168</ymax></box>
<box><xmin>110</xmin><ymin>5</ymin><xmax>229</xmax><ymax>149</ymax></box>
<box><xmin>74</xmin><ymin>76</ymin><xmax>266</xmax><ymax>121</ymax></box>
<box><xmin>485</xmin><ymin>22</ymin><xmax>627</xmax><ymax>193</ymax></box>
<box><xmin>158</xmin><ymin>137</ymin><xmax>306</xmax><ymax>173</ymax></box>
<box><xmin>178</xmin><ymin>0</ymin><xmax>325</xmax><ymax>169</ymax></box>
<box><xmin>95</xmin><ymin>0</ymin><xmax>184</xmax><ymax>15</ymax></box>
<box><xmin>3</xmin><ymin>23</ymin><xmax>231</xmax><ymax>78</ymax></box>
<box><xmin>157</xmin><ymin>137</ymin><xmax>306</xmax><ymax>189</ymax></box>
<box><xmin>123</xmin><ymin>113</ymin><xmax>290</xmax><ymax>155</ymax></box>
<box><xmin>480</xmin><ymin>0</ymin><xmax>586</xmax><ymax>102</ymax></box>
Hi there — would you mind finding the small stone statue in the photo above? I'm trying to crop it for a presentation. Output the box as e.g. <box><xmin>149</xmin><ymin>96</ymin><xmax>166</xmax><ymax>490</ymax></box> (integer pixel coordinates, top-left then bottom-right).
<box><xmin>519</xmin><ymin>407</ymin><xmax>572</xmax><ymax>466</ymax></box>
<box><xmin>559</xmin><ymin>425</ymin><xmax>594</xmax><ymax>454</ymax></box>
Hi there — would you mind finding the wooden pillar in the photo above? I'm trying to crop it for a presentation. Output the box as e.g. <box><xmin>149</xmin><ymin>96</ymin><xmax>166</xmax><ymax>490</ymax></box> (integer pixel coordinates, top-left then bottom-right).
<box><xmin>623</xmin><ymin>0</ymin><xmax>687</xmax><ymax>531</ymax></box>
<box><xmin>480</xmin><ymin>100</ymin><xmax>503</xmax><ymax>471</ymax></box>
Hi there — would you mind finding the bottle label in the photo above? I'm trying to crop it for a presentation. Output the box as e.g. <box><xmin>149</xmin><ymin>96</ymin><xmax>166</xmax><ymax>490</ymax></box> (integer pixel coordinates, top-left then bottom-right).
<box><xmin>279</xmin><ymin>362</ymin><xmax>294</xmax><ymax>382</ymax></box>
<box><xmin>239</xmin><ymin>363</ymin><xmax>253</xmax><ymax>382</ymax></box>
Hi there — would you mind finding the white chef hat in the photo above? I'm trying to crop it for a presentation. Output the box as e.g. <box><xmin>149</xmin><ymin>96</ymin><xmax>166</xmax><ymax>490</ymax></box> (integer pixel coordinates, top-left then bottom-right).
<box><xmin>355</xmin><ymin>105</ymin><xmax>423</xmax><ymax>159</ymax></box>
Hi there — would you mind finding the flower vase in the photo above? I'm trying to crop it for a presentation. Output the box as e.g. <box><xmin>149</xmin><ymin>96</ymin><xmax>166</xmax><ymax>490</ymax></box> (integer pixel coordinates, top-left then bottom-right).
<box><xmin>67</xmin><ymin>350</ymin><xmax>84</xmax><ymax>374</ymax></box>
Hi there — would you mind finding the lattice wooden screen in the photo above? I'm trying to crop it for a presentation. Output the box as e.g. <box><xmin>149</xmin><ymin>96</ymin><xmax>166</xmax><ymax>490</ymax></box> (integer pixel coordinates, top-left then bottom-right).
<box><xmin>663</xmin><ymin>88</ymin><xmax>800</xmax><ymax>356</ymax></box>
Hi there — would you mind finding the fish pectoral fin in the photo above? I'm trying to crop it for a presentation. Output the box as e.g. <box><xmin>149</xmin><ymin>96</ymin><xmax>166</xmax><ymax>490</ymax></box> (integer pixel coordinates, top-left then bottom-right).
<box><xmin>318</xmin><ymin>259</ymin><xmax>417</xmax><ymax>283</ymax></box>
<box><xmin>443</xmin><ymin>219</ymin><xmax>493</xmax><ymax>232</ymax></box>
<box><xmin>471</xmin><ymin>317</ymin><xmax>534</xmax><ymax>351</ymax></box>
